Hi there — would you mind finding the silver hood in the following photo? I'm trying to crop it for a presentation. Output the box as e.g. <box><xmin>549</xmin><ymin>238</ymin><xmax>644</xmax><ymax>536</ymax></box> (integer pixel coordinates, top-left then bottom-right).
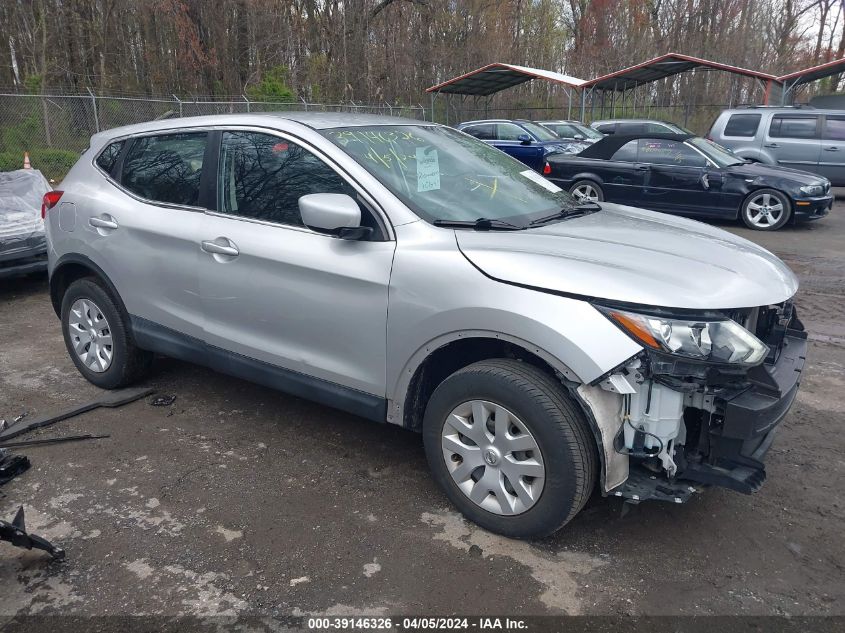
<box><xmin>456</xmin><ymin>203</ymin><xmax>798</xmax><ymax>310</ymax></box>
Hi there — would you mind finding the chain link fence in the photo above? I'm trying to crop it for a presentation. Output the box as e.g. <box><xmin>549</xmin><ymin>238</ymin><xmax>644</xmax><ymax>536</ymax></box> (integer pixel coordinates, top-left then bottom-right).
<box><xmin>0</xmin><ymin>92</ymin><xmax>427</xmax><ymax>179</ymax></box>
<box><xmin>1</xmin><ymin>90</ymin><xmax>731</xmax><ymax>180</ymax></box>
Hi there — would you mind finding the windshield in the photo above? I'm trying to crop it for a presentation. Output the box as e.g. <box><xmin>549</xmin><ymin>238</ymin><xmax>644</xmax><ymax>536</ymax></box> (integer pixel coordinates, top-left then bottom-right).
<box><xmin>571</xmin><ymin>123</ymin><xmax>604</xmax><ymax>139</ymax></box>
<box><xmin>519</xmin><ymin>121</ymin><xmax>559</xmax><ymax>141</ymax></box>
<box><xmin>323</xmin><ymin>125</ymin><xmax>577</xmax><ymax>225</ymax></box>
<box><xmin>688</xmin><ymin>137</ymin><xmax>745</xmax><ymax>167</ymax></box>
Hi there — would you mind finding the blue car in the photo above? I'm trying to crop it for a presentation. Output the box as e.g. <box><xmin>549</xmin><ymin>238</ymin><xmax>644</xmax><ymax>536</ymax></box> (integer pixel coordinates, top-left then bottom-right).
<box><xmin>456</xmin><ymin>119</ymin><xmax>589</xmax><ymax>173</ymax></box>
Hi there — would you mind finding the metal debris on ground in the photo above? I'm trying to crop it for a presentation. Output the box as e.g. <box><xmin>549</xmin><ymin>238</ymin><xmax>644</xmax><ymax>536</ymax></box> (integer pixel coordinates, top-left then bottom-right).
<box><xmin>150</xmin><ymin>394</ymin><xmax>177</xmax><ymax>407</ymax></box>
<box><xmin>0</xmin><ymin>506</ymin><xmax>65</xmax><ymax>560</ymax></box>
<box><xmin>12</xmin><ymin>411</ymin><xmax>28</xmax><ymax>424</ymax></box>
<box><xmin>0</xmin><ymin>451</ymin><xmax>30</xmax><ymax>485</ymax></box>
<box><xmin>0</xmin><ymin>386</ymin><xmax>154</xmax><ymax>442</ymax></box>
<box><xmin>0</xmin><ymin>434</ymin><xmax>110</xmax><ymax>450</ymax></box>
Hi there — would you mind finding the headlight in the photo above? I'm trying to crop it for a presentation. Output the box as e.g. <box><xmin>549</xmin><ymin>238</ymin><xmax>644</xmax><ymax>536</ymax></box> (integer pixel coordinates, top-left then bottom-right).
<box><xmin>599</xmin><ymin>307</ymin><xmax>769</xmax><ymax>366</ymax></box>
<box><xmin>799</xmin><ymin>184</ymin><xmax>824</xmax><ymax>196</ymax></box>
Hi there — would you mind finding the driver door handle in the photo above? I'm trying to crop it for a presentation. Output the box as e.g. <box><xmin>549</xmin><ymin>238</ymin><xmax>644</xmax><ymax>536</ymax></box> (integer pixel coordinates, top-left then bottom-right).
<box><xmin>201</xmin><ymin>239</ymin><xmax>239</xmax><ymax>257</ymax></box>
<box><xmin>764</xmin><ymin>143</ymin><xmax>780</xmax><ymax>148</ymax></box>
<box><xmin>635</xmin><ymin>164</ymin><xmax>651</xmax><ymax>171</ymax></box>
<box><xmin>824</xmin><ymin>146</ymin><xmax>839</xmax><ymax>151</ymax></box>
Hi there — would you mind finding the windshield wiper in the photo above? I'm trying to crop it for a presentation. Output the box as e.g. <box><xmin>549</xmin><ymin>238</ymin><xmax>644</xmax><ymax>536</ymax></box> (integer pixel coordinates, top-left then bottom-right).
<box><xmin>528</xmin><ymin>202</ymin><xmax>601</xmax><ymax>227</ymax></box>
<box><xmin>432</xmin><ymin>217</ymin><xmax>526</xmax><ymax>231</ymax></box>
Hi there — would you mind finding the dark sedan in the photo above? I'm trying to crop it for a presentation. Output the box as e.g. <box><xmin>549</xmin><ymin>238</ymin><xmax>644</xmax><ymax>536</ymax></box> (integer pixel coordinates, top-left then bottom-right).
<box><xmin>546</xmin><ymin>133</ymin><xmax>833</xmax><ymax>230</ymax></box>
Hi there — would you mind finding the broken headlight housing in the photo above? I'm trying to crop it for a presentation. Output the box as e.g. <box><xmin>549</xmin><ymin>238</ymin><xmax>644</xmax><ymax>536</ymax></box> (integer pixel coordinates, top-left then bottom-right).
<box><xmin>599</xmin><ymin>307</ymin><xmax>769</xmax><ymax>366</ymax></box>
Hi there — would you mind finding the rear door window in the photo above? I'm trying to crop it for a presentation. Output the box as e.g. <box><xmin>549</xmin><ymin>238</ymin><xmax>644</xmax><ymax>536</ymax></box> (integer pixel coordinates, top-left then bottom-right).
<box><xmin>637</xmin><ymin>139</ymin><xmax>707</xmax><ymax>167</ymax></box>
<box><xmin>95</xmin><ymin>140</ymin><xmax>125</xmax><ymax>176</ymax></box>
<box><xmin>724</xmin><ymin>113</ymin><xmax>761</xmax><ymax>137</ymax></box>
<box><xmin>121</xmin><ymin>132</ymin><xmax>208</xmax><ymax>206</ymax></box>
<box><xmin>823</xmin><ymin>116</ymin><xmax>845</xmax><ymax>141</ymax></box>
<box><xmin>768</xmin><ymin>115</ymin><xmax>819</xmax><ymax>139</ymax></box>
<box><xmin>462</xmin><ymin>124</ymin><xmax>494</xmax><ymax>140</ymax></box>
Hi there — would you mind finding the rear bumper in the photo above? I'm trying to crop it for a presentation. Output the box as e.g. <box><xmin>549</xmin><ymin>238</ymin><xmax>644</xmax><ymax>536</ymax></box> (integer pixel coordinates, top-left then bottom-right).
<box><xmin>793</xmin><ymin>195</ymin><xmax>833</xmax><ymax>221</ymax></box>
<box><xmin>0</xmin><ymin>237</ymin><xmax>48</xmax><ymax>279</ymax></box>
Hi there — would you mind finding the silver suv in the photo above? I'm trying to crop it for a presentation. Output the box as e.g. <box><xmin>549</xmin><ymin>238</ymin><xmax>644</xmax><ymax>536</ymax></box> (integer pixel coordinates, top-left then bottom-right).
<box><xmin>708</xmin><ymin>107</ymin><xmax>844</xmax><ymax>185</ymax></box>
<box><xmin>45</xmin><ymin>113</ymin><xmax>807</xmax><ymax>538</ymax></box>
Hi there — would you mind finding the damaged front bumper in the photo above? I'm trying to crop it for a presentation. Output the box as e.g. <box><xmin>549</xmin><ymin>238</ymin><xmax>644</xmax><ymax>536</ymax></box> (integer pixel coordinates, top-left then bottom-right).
<box><xmin>591</xmin><ymin>304</ymin><xmax>808</xmax><ymax>504</ymax></box>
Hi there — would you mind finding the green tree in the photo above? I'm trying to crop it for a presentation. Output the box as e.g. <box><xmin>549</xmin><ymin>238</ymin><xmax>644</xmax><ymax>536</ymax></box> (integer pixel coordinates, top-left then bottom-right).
<box><xmin>246</xmin><ymin>65</ymin><xmax>295</xmax><ymax>102</ymax></box>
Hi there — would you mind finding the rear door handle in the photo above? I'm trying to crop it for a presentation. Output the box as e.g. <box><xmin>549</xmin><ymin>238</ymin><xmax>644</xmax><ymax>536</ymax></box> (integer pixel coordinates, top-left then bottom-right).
<box><xmin>824</xmin><ymin>146</ymin><xmax>839</xmax><ymax>151</ymax></box>
<box><xmin>635</xmin><ymin>164</ymin><xmax>651</xmax><ymax>170</ymax></box>
<box><xmin>764</xmin><ymin>143</ymin><xmax>780</xmax><ymax>148</ymax></box>
<box><xmin>89</xmin><ymin>215</ymin><xmax>118</xmax><ymax>230</ymax></box>
<box><xmin>201</xmin><ymin>239</ymin><xmax>239</xmax><ymax>257</ymax></box>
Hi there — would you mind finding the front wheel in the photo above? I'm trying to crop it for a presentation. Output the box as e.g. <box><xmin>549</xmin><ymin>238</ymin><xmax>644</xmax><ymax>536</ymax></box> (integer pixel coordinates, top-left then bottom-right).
<box><xmin>569</xmin><ymin>180</ymin><xmax>604</xmax><ymax>203</ymax></box>
<box><xmin>740</xmin><ymin>189</ymin><xmax>791</xmax><ymax>230</ymax></box>
<box><xmin>422</xmin><ymin>359</ymin><xmax>597</xmax><ymax>538</ymax></box>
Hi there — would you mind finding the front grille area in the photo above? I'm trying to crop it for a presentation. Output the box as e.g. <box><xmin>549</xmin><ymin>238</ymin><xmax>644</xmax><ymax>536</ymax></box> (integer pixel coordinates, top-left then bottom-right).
<box><xmin>754</xmin><ymin>301</ymin><xmax>793</xmax><ymax>364</ymax></box>
<box><xmin>727</xmin><ymin>301</ymin><xmax>794</xmax><ymax>365</ymax></box>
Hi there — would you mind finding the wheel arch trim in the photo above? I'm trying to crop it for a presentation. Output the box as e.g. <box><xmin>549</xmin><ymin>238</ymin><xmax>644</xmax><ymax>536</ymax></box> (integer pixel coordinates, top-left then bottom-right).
<box><xmin>50</xmin><ymin>253</ymin><xmax>127</xmax><ymax>319</ymax></box>
<box><xmin>387</xmin><ymin>330</ymin><xmax>623</xmax><ymax>493</ymax></box>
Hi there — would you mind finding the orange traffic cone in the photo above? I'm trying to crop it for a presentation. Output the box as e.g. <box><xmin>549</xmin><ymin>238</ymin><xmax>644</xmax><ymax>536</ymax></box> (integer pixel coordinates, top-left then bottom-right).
<box><xmin>23</xmin><ymin>152</ymin><xmax>31</xmax><ymax>169</ymax></box>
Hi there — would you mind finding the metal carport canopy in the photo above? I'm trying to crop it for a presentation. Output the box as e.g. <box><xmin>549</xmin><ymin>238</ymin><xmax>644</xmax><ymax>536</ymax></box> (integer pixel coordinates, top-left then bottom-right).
<box><xmin>582</xmin><ymin>53</ymin><xmax>778</xmax><ymax>91</ymax></box>
<box><xmin>426</xmin><ymin>63</ymin><xmax>586</xmax><ymax>96</ymax></box>
<box><xmin>778</xmin><ymin>57</ymin><xmax>845</xmax><ymax>87</ymax></box>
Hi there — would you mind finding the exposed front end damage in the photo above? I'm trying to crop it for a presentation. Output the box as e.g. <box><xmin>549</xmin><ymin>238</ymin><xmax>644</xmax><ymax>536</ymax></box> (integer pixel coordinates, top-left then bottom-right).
<box><xmin>577</xmin><ymin>301</ymin><xmax>807</xmax><ymax>504</ymax></box>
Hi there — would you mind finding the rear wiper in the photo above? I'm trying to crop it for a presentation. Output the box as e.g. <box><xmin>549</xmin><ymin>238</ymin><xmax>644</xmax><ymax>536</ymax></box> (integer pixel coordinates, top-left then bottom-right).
<box><xmin>432</xmin><ymin>217</ymin><xmax>526</xmax><ymax>231</ymax></box>
<box><xmin>528</xmin><ymin>202</ymin><xmax>601</xmax><ymax>227</ymax></box>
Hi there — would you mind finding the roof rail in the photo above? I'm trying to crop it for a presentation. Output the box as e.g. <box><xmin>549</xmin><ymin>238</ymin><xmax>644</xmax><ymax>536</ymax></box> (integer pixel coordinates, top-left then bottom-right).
<box><xmin>735</xmin><ymin>103</ymin><xmax>815</xmax><ymax>109</ymax></box>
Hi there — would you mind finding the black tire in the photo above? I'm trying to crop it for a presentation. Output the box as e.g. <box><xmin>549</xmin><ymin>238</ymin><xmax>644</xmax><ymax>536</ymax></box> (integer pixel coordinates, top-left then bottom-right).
<box><xmin>740</xmin><ymin>188</ymin><xmax>792</xmax><ymax>231</ymax></box>
<box><xmin>60</xmin><ymin>277</ymin><xmax>153</xmax><ymax>389</ymax></box>
<box><xmin>569</xmin><ymin>179</ymin><xmax>604</xmax><ymax>202</ymax></box>
<box><xmin>422</xmin><ymin>359</ymin><xmax>597</xmax><ymax>539</ymax></box>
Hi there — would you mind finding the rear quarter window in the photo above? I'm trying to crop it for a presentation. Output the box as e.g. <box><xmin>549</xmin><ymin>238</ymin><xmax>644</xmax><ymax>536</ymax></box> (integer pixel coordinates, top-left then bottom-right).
<box><xmin>723</xmin><ymin>113</ymin><xmax>761</xmax><ymax>137</ymax></box>
<box><xmin>610</xmin><ymin>140</ymin><xmax>638</xmax><ymax>162</ymax></box>
<box><xmin>95</xmin><ymin>140</ymin><xmax>125</xmax><ymax>175</ymax></box>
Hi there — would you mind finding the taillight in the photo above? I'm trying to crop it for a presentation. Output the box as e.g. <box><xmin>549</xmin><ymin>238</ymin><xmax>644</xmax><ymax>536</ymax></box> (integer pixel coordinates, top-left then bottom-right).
<box><xmin>41</xmin><ymin>190</ymin><xmax>63</xmax><ymax>219</ymax></box>
<box><xmin>543</xmin><ymin>162</ymin><xmax>552</xmax><ymax>175</ymax></box>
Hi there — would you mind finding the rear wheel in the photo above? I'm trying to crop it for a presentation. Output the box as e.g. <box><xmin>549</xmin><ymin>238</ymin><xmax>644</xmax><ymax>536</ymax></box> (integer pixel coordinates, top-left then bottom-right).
<box><xmin>422</xmin><ymin>359</ymin><xmax>597</xmax><ymax>538</ymax></box>
<box><xmin>569</xmin><ymin>180</ymin><xmax>604</xmax><ymax>203</ymax></box>
<box><xmin>741</xmin><ymin>189</ymin><xmax>791</xmax><ymax>231</ymax></box>
<box><xmin>61</xmin><ymin>278</ymin><xmax>153</xmax><ymax>389</ymax></box>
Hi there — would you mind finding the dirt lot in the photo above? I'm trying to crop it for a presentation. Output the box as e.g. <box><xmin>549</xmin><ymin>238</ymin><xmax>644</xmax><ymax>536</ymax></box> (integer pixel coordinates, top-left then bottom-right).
<box><xmin>1</xmin><ymin>198</ymin><xmax>844</xmax><ymax>623</ymax></box>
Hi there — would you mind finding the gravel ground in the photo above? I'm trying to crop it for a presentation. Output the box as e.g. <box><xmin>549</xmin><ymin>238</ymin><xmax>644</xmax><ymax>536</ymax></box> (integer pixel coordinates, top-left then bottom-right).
<box><xmin>0</xmin><ymin>196</ymin><xmax>843</xmax><ymax>623</ymax></box>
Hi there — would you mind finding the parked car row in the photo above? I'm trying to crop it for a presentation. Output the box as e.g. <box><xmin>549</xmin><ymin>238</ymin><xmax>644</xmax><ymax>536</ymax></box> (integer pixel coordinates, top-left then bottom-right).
<box><xmin>453</xmin><ymin>110</ymin><xmax>836</xmax><ymax>230</ymax></box>
<box><xmin>456</xmin><ymin>119</ymin><xmax>589</xmax><ymax>172</ymax></box>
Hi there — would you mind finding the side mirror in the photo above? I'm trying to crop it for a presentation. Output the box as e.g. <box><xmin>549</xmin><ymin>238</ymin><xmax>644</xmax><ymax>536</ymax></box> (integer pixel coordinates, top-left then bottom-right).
<box><xmin>299</xmin><ymin>193</ymin><xmax>370</xmax><ymax>240</ymax></box>
<box><xmin>574</xmin><ymin>133</ymin><xmax>584</xmax><ymax>140</ymax></box>
<box><xmin>517</xmin><ymin>134</ymin><xmax>532</xmax><ymax>145</ymax></box>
